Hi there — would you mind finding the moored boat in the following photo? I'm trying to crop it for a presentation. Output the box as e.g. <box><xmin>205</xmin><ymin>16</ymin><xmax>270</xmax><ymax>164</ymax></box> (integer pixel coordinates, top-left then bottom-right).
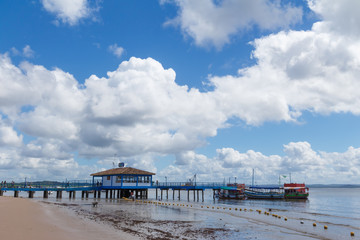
<box><xmin>218</xmin><ymin>183</ymin><xmax>245</xmax><ymax>199</ymax></box>
<box><xmin>245</xmin><ymin>186</ymin><xmax>284</xmax><ymax>199</ymax></box>
<box><xmin>284</xmin><ymin>183</ymin><xmax>309</xmax><ymax>199</ymax></box>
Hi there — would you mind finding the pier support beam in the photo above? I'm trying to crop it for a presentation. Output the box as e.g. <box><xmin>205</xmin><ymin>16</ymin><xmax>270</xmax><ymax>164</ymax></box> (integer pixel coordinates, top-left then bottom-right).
<box><xmin>43</xmin><ymin>191</ymin><xmax>48</xmax><ymax>198</ymax></box>
<box><xmin>202</xmin><ymin>190</ymin><xmax>204</xmax><ymax>202</ymax></box>
<box><xmin>156</xmin><ymin>188</ymin><xmax>158</xmax><ymax>200</ymax></box>
<box><xmin>28</xmin><ymin>191</ymin><xmax>34</xmax><ymax>198</ymax></box>
<box><xmin>0</xmin><ymin>190</ymin><xmax>3</xmax><ymax>196</ymax></box>
<box><xmin>105</xmin><ymin>190</ymin><xmax>109</xmax><ymax>199</ymax></box>
<box><xmin>14</xmin><ymin>191</ymin><xmax>19</xmax><ymax>198</ymax></box>
<box><xmin>56</xmin><ymin>191</ymin><xmax>62</xmax><ymax>199</ymax></box>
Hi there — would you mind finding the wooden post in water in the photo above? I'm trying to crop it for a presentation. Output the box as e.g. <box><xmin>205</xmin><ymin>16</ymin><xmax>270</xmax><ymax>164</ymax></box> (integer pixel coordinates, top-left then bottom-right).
<box><xmin>105</xmin><ymin>190</ymin><xmax>109</xmax><ymax>199</ymax></box>
<box><xmin>28</xmin><ymin>191</ymin><xmax>34</xmax><ymax>198</ymax></box>
<box><xmin>14</xmin><ymin>191</ymin><xmax>19</xmax><ymax>198</ymax></box>
<box><xmin>193</xmin><ymin>190</ymin><xmax>195</xmax><ymax>201</ymax></box>
<box><xmin>178</xmin><ymin>189</ymin><xmax>181</xmax><ymax>200</ymax></box>
<box><xmin>81</xmin><ymin>191</ymin><xmax>85</xmax><ymax>198</ymax></box>
<box><xmin>202</xmin><ymin>190</ymin><xmax>204</xmax><ymax>202</ymax></box>
<box><xmin>97</xmin><ymin>190</ymin><xmax>101</xmax><ymax>198</ymax></box>
<box><xmin>43</xmin><ymin>191</ymin><xmax>48</xmax><ymax>198</ymax></box>
<box><xmin>187</xmin><ymin>190</ymin><xmax>189</xmax><ymax>201</ymax></box>
<box><xmin>161</xmin><ymin>189</ymin><xmax>163</xmax><ymax>200</ymax></box>
<box><xmin>155</xmin><ymin>188</ymin><xmax>158</xmax><ymax>200</ymax></box>
<box><xmin>56</xmin><ymin>191</ymin><xmax>62</xmax><ymax>199</ymax></box>
<box><xmin>173</xmin><ymin>189</ymin><xmax>175</xmax><ymax>200</ymax></box>
<box><xmin>0</xmin><ymin>190</ymin><xmax>4</xmax><ymax>196</ymax></box>
<box><xmin>197</xmin><ymin>190</ymin><xmax>199</xmax><ymax>202</ymax></box>
<box><xmin>166</xmin><ymin>189</ymin><xmax>168</xmax><ymax>200</ymax></box>
<box><xmin>85</xmin><ymin>191</ymin><xmax>89</xmax><ymax>198</ymax></box>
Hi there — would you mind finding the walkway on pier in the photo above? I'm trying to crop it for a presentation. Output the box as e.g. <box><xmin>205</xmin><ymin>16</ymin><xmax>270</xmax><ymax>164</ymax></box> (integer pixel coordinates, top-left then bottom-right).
<box><xmin>153</xmin><ymin>182</ymin><xmax>224</xmax><ymax>202</ymax></box>
<box><xmin>0</xmin><ymin>181</ymin><xmax>226</xmax><ymax>201</ymax></box>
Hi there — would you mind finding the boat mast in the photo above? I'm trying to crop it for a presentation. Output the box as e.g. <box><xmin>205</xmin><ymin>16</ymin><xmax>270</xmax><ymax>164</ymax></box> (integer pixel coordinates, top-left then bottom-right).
<box><xmin>252</xmin><ymin>168</ymin><xmax>254</xmax><ymax>187</ymax></box>
<box><xmin>290</xmin><ymin>173</ymin><xmax>291</xmax><ymax>183</ymax></box>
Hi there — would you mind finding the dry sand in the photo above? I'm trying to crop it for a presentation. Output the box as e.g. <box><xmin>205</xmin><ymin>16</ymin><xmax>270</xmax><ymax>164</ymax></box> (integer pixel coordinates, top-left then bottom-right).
<box><xmin>0</xmin><ymin>196</ymin><xmax>138</xmax><ymax>240</ymax></box>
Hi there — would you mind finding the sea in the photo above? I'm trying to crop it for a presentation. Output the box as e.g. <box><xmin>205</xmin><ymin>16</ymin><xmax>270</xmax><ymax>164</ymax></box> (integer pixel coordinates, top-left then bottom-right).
<box><xmin>3</xmin><ymin>187</ymin><xmax>360</xmax><ymax>239</ymax></box>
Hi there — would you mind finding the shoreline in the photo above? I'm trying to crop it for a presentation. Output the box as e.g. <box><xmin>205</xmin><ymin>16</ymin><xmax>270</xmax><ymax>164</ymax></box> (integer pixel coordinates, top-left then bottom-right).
<box><xmin>0</xmin><ymin>196</ymin><xmax>138</xmax><ymax>240</ymax></box>
<box><xmin>1</xmin><ymin>195</ymin><xmax>357</xmax><ymax>240</ymax></box>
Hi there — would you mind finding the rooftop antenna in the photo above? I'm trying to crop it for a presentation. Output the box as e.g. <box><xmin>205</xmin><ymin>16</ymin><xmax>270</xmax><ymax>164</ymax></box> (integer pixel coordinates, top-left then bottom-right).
<box><xmin>112</xmin><ymin>153</ymin><xmax>117</xmax><ymax>168</ymax></box>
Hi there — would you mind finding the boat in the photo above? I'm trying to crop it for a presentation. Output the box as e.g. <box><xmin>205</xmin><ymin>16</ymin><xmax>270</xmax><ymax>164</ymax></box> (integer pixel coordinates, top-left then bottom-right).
<box><xmin>218</xmin><ymin>183</ymin><xmax>245</xmax><ymax>199</ymax></box>
<box><xmin>244</xmin><ymin>186</ymin><xmax>284</xmax><ymax>199</ymax></box>
<box><xmin>284</xmin><ymin>183</ymin><xmax>309</xmax><ymax>199</ymax></box>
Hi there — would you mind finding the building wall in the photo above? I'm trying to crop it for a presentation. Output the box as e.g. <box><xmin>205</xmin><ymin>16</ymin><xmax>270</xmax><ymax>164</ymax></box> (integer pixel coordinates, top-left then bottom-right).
<box><xmin>102</xmin><ymin>176</ymin><xmax>112</xmax><ymax>186</ymax></box>
<box><xmin>101</xmin><ymin>174</ymin><xmax>153</xmax><ymax>187</ymax></box>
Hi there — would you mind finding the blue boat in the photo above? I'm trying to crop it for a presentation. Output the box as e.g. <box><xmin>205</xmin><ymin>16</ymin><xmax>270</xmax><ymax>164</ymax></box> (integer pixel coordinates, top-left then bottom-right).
<box><xmin>244</xmin><ymin>186</ymin><xmax>284</xmax><ymax>199</ymax></box>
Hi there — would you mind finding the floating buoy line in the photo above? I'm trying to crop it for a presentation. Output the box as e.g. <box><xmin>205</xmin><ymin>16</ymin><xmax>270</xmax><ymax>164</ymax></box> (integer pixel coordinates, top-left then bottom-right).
<box><xmin>127</xmin><ymin>198</ymin><xmax>356</xmax><ymax>237</ymax></box>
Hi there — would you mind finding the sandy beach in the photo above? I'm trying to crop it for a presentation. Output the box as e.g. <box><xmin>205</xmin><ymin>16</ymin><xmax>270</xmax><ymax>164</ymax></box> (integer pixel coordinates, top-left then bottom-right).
<box><xmin>0</xmin><ymin>196</ymin><xmax>138</xmax><ymax>240</ymax></box>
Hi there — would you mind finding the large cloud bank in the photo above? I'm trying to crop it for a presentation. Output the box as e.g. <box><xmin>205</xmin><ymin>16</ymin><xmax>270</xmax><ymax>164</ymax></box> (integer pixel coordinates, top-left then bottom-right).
<box><xmin>161</xmin><ymin>141</ymin><xmax>360</xmax><ymax>184</ymax></box>
<box><xmin>1</xmin><ymin>0</ymin><xmax>360</xmax><ymax>182</ymax></box>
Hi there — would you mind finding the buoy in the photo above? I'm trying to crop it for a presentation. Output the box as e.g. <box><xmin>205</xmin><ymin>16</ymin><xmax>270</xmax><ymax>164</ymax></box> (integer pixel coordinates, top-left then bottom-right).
<box><xmin>212</xmin><ymin>206</ymin><xmax>214</xmax><ymax>209</ymax></box>
<box><xmin>324</xmin><ymin>225</ymin><xmax>328</xmax><ymax>230</ymax></box>
<box><xmin>217</xmin><ymin>207</ymin><xmax>220</xmax><ymax>209</ymax></box>
<box><xmin>201</xmin><ymin>206</ymin><xmax>203</xmax><ymax>208</ymax></box>
<box><xmin>313</xmin><ymin>223</ymin><xmax>317</xmax><ymax>227</ymax></box>
<box><xmin>284</xmin><ymin>218</ymin><xmax>287</xmax><ymax>221</ymax></box>
<box><xmin>235</xmin><ymin>208</ymin><xmax>238</xmax><ymax>211</ymax></box>
<box><xmin>350</xmin><ymin>232</ymin><xmax>355</xmax><ymax>236</ymax></box>
<box><xmin>229</xmin><ymin>208</ymin><xmax>232</xmax><ymax>210</ymax></box>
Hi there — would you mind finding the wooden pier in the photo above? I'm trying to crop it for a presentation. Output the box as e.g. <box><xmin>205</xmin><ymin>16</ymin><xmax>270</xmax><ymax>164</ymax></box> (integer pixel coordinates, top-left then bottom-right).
<box><xmin>0</xmin><ymin>182</ymin><xmax>224</xmax><ymax>202</ymax></box>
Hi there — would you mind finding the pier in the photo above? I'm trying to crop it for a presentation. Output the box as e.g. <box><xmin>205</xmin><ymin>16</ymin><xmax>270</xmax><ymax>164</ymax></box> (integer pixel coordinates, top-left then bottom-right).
<box><xmin>0</xmin><ymin>181</ymin><xmax>224</xmax><ymax>201</ymax></box>
<box><xmin>0</xmin><ymin>167</ymin><xmax>226</xmax><ymax>201</ymax></box>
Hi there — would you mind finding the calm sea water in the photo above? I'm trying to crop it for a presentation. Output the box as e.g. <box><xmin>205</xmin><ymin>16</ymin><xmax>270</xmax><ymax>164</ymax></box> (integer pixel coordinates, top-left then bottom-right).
<box><xmin>4</xmin><ymin>187</ymin><xmax>360</xmax><ymax>239</ymax></box>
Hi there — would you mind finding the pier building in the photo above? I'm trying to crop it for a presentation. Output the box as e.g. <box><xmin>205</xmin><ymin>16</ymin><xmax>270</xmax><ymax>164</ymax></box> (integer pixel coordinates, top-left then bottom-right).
<box><xmin>91</xmin><ymin>167</ymin><xmax>155</xmax><ymax>199</ymax></box>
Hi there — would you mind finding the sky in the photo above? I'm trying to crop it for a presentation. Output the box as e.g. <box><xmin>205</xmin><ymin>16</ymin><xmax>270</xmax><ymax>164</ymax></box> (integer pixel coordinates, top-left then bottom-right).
<box><xmin>1</xmin><ymin>0</ymin><xmax>360</xmax><ymax>184</ymax></box>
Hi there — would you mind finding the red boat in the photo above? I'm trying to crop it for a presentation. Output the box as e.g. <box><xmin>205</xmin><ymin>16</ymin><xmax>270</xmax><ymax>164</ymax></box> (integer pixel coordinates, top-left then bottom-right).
<box><xmin>284</xmin><ymin>183</ymin><xmax>309</xmax><ymax>199</ymax></box>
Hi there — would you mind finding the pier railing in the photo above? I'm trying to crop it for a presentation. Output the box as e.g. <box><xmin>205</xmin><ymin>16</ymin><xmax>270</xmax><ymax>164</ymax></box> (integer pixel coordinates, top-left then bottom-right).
<box><xmin>0</xmin><ymin>180</ymin><xmax>94</xmax><ymax>189</ymax></box>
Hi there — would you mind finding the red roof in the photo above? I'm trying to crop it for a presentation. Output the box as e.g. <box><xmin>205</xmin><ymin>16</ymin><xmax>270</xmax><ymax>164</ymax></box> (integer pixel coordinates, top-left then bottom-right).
<box><xmin>91</xmin><ymin>167</ymin><xmax>155</xmax><ymax>176</ymax></box>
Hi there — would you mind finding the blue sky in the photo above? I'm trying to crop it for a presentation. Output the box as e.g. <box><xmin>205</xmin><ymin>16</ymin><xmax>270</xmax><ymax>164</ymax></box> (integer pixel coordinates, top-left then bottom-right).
<box><xmin>1</xmin><ymin>0</ymin><xmax>360</xmax><ymax>184</ymax></box>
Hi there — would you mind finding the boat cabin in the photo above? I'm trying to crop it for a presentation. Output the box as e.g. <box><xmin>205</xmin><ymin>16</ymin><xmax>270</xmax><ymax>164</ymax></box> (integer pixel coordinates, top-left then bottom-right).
<box><xmin>91</xmin><ymin>167</ymin><xmax>155</xmax><ymax>189</ymax></box>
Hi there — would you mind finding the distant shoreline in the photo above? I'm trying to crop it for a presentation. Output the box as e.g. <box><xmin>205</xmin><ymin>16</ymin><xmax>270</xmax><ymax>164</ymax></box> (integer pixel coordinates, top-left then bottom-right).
<box><xmin>308</xmin><ymin>184</ymin><xmax>360</xmax><ymax>188</ymax></box>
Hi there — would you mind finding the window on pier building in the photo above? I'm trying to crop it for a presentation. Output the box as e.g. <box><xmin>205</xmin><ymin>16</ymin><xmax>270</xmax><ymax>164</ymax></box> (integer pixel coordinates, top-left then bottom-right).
<box><xmin>138</xmin><ymin>176</ymin><xmax>150</xmax><ymax>183</ymax></box>
<box><xmin>116</xmin><ymin>176</ymin><xmax>122</xmax><ymax>183</ymax></box>
<box><xmin>123</xmin><ymin>176</ymin><xmax>136</xmax><ymax>183</ymax></box>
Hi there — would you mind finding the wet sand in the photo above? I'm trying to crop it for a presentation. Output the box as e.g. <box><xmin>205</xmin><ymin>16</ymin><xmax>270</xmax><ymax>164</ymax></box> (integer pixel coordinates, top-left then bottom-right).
<box><xmin>0</xmin><ymin>196</ymin><xmax>138</xmax><ymax>240</ymax></box>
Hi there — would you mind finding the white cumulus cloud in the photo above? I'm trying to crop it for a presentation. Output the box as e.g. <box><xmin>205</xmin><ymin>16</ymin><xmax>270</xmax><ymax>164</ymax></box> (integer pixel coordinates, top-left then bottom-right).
<box><xmin>165</xmin><ymin>0</ymin><xmax>302</xmax><ymax>49</ymax></box>
<box><xmin>108</xmin><ymin>44</ymin><xmax>125</xmax><ymax>58</ymax></box>
<box><xmin>41</xmin><ymin>0</ymin><xmax>97</xmax><ymax>26</ymax></box>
